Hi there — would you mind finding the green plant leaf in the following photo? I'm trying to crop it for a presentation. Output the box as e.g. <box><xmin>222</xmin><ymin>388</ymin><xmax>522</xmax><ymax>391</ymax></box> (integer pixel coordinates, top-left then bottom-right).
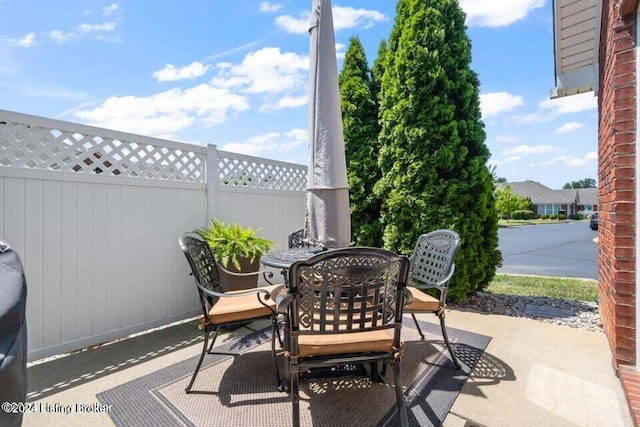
<box><xmin>195</xmin><ymin>219</ymin><xmax>273</xmax><ymax>269</ymax></box>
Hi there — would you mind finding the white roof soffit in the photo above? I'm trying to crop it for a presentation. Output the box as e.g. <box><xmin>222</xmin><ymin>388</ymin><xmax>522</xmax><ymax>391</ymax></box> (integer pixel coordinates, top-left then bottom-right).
<box><xmin>551</xmin><ymin>0</ymin><xmax>601</xmax><ymax>99</ymax></box>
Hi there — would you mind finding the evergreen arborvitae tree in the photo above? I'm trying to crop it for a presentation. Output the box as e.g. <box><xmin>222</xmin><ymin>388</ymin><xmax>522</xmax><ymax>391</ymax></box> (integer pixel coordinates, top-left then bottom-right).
<box><xmin>339</xmin><ymin>36</ymin><xmax>383</xmax><ymax>247</ymax></box>
<box><xmin>370</xmin><ymin>39</ymin><xmax>388</xmax><ymax>107</ymax></box>
<box><xmin>375</xmin><ymin>0</ymin><xmax>501</xmax><ymax>300</ymax></box>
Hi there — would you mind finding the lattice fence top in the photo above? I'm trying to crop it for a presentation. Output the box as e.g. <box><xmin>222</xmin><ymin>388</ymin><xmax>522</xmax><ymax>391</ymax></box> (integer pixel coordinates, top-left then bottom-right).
<box><xmin>218</xmin><ymin>152</ymin><xmax>306</xmax><ymax>192</ymax></box>
<box><xmin>0</xmin><ymin>117</ymin><xmax>205</xmax><ymax>183</ymax></box>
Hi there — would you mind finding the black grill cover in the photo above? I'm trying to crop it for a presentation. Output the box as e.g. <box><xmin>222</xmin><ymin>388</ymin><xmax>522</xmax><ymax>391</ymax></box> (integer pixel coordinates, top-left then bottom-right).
<box><xmin>0</xmin><ymin>241</ymin><xmax>28</xmax><ymax>426</ymax></box>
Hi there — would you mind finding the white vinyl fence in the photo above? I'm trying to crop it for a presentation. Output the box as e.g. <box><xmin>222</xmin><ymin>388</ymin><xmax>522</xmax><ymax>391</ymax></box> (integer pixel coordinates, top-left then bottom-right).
<box><xmin>0</xmin><ymin>109</ymin><xmax>306</xmax><ymax>361</ymax></box>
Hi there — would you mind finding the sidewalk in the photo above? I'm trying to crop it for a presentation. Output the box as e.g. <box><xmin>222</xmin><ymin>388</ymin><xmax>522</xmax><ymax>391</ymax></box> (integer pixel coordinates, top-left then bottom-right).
<box><xmin>442</xmin><ymin>309</ymin><xmax>633</xmax><ymax>426</ymax></box>
<box><xmin>23</xmin><ymin>309</ymin><xmax>633</xmax><ymax>426</ymax></box>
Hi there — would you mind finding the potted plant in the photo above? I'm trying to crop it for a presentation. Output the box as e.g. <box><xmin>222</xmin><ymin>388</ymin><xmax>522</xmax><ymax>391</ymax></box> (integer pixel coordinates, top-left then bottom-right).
<box><xmin>195</xmin><ymin>219</ymin><xmax>274</xmax><ymax>291</ymax></box>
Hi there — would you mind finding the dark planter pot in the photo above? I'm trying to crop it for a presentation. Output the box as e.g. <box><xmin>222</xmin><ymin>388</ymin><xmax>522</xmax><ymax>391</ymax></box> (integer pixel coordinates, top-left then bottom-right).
<box><xmin>217</xmin><ymin>256</ymin><xmax>260</xmax><ymax>292</ymax></box>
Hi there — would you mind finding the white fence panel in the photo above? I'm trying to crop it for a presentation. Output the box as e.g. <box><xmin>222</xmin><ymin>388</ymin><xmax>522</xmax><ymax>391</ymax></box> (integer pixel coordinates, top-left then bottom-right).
<box><xmin>0</xmin><ymin>173</ymin><xmax>206</xmax><ymax>361</ymax></box>
<box><xmin>0</xmin><ymin>109</ymin><xmax>307</xmax><ymax>361</ymax></box>
<box><xmin>213</xmin><ymin>149</ymin><xmax>307</xmax><ymax>249</ymax></box>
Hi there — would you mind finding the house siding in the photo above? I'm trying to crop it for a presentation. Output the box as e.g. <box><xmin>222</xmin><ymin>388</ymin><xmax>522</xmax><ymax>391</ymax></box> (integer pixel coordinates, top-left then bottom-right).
<box><xmin>599</xmin><ymin>0</ymin><xmax>637</xmax><ymax>368</ymax></box>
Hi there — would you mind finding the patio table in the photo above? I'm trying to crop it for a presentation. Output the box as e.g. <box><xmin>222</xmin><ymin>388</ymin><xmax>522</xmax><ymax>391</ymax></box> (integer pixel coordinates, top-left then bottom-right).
<box><xmin>261</xmin><ymin>247</ymin><xmax>325</xmax><ymax>287</ymax></box>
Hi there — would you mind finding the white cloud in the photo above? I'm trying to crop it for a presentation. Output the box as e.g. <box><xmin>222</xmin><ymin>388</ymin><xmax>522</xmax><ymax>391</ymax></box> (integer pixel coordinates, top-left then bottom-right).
<box><xmin>542</xmin><ymin>153</ymin><xmax>597</xmax><ymax>167</ymax></box>
<box><xmin>260</xmin><ymin>95</ymin><xmax>308</xmax><ymax>112</ymax></box>
<box><xmin>335</xmin><ymin>43</ymin><xmax>346</xmax><ymax>60</ymax></box>
<box><xmin>274</xmin><ymin>15</ymin><xmax>309</xmax><ymax>34</ymax></box>
<box><xmin>480</xmin><ymin>92</ymin><xmax>524</xmax><ymax>118</ymax></box>
<box><xmin>501</xmin><ymin>144</ymin><xmax>558</xmax><ymax>158</ymax></box>
<box><xmin>460</xmin><ymin>0</ymin><xmax>545</xmax><ymax>27</ymax></box>
<box><xmin>209</xmin><ymin>47</ymin><xmax>308</xmax><ymax>112</ymax></box>
<box><xmin>332</xmin><ymin>6</ymin><xmax>386</xmax><ymax>30</ymax></box>
<box><xmin>276</xmin><ymin>6</ymin><xmax>386</xmax><ymax>34</ymax></box>
<box><xmin>74</xmin><ymin>85</ymin><xmax>249</xmax><ymax>137</ymax></box>
<box><xmin>102</xmin><ymin>4</ymin><xmax>119</xmax><ymax>16</ymax></box>
<box><xmin>153</xmin><ymin>61</ymin><xmax>211</xmax><ymax>82</ymax></box>
<box><xmin>48</xmin><ymin>6</ymin><xmax>121</xmax><ymax>44</ymax></box>
<box><xmin>513</xmin><ymin>92</ymin><xmax>597</xmax><ymax>123</ymax></box>
<box><xmin>539</xmin><ymin>92</ymin><xmax>597</xmax><ymax>114</ymax></box>
<box><xmin>222</xmin><ymin>128</ymin><xmax>306</xmax><ymax>158</ymax></box>
<box><xmin>260</xmin><ymin>2</ymin><xmax>282</xmax><ymax>13</ymax></box>
<box><xmin>212</xmin><ymin>47</ymin><xmax>308</xmax><ymax>95</ymax></box>
<box><xmin>49</xmin><ymin>30</ymin><xmax>73</xmax><ymax>44</ymax></box>
<box><xmin>556</xmin><ymin>122</ymin><xmax>586</xmax><ymax>134</ymax></box>
<box><xmin>9</xmin><ymin>32</ymin><xmax>36</xmax><ymax>47</ymax></box>
<box><xmin>78</xmin><ymin>22</ymin><xmax>117</xmax><ymax>33</ymax></box>
<box><xmin>496</xmin><ymin>134</ymin><xmax>520</xmax><ymax>143</ymax></box>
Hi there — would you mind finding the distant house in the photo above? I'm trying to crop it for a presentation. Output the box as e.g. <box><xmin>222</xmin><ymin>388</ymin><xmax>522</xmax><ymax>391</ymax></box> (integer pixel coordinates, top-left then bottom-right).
<box><xmin>497</xmin><ymin>181</ymin><xmax>598</xmax><ymax>216</ymax></box>
<box><xmin>559</xmin><ymin>188</ymin><xmax>598</xmax><ymax>215</ymax></box>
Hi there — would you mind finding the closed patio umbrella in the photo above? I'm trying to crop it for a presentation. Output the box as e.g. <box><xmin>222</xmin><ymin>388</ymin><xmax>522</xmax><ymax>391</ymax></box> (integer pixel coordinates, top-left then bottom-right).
<box><xmin>304</xmin><ymin>0</ymin><xmax>351</xmax><ymax>249</ymax></box>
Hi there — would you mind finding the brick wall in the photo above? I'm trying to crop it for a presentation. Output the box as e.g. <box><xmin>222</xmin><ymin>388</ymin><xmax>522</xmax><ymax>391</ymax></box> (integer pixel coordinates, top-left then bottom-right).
<box><xmin>599</xmin><ymin>0</ymin><xmax>637</xmax><ymax>367</ymax></box>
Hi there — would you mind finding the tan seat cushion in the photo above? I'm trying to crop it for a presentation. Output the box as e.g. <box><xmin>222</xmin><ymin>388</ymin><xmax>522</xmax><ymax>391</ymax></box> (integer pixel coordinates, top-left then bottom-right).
<box><xmin>297</xmin><ymin>329</ymin><xmax>394</xmax><ymax>357</ymax></box>
<box><xmin>404</xmin><ymin>286</ymin><xmax>440</xmax><ymax>312</ymax></box>
<box><xmin>209</xmin><ymin>284</ymin><xmax>284</xmax><ymax>324</ymax></box>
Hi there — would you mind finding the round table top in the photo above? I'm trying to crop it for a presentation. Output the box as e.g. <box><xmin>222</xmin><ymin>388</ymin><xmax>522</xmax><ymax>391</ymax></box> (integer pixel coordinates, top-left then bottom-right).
<box><xmin>260</xmin><ymin>247</ymin><xmax>325</xmax><ymax>269</ymax></box>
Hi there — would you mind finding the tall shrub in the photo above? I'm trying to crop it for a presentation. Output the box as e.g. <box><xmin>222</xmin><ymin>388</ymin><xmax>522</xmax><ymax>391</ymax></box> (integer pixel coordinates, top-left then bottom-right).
<box><xmin>339</xmin><ymin>36</ymin><xmax>382</xmax><ymax>247</ymax></box>
<box><xmin>370</xmin><ymin>39</ymin><xmax>388</xmax><ymax>109</ymax></box>
<box><xmin>375</xmin><ymin>0</ymin><xmax>501</xmax><ymax>300</ymax></box>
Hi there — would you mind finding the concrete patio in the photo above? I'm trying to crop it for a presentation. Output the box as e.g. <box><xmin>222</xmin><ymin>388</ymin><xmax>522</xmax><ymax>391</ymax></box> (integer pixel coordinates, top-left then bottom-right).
<box><xmin>23</xmin><ymin>308</ymin><xmax>633</xmax><ymax>427</ymax></box>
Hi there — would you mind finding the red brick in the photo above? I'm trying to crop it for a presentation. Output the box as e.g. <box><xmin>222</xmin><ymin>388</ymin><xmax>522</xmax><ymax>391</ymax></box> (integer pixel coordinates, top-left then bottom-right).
<box><xmin>617</xmin><ymin>316</ymin><xmax>638</xmax><ymax>328</ymax></box>
<box><xmin>615</xmin><ymin>271</ymin><xmax>636</xmax><ymax>282</ymax></box>
<box><xmin>614</xmin><ymin>202</ymin><xmax>636</xmax><ymax>212</ymax></box>
<box><xmin>613</xmin><ymin>141</ymin><xmax>637</xmax><ymax>152</ymax></box>
<box><xmin>613</xmin><ymin>157</ymin><xmax>636</xmax><ymax>168</ymax></box>
<box><xmin>614</xmin><ymin>285</ymin><xmax>637</xmax><ymax>298</ymax></box>
<box><xmin>616</xmin><ymin>304</ymin><xmax>636</xmax><ymax>319</ymax></box>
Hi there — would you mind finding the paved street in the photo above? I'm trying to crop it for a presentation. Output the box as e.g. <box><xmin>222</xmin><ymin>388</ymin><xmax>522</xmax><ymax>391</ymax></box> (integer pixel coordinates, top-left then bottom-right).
<box><xmin>497</xmin><ymin>221</ymin><xmax>598</xmax><ymax>280</ymax></box>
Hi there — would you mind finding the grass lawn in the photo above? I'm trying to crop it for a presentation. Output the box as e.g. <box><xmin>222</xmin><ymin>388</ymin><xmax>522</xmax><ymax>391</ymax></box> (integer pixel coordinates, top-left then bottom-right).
<box><xmin>485</xmin><ymin>274</ymin><xmax>598</xmax><ymax>302</ymax></box>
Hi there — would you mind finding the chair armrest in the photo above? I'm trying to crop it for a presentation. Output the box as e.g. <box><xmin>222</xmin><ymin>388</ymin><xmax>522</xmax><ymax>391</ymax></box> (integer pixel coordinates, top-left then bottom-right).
<box><xmin>216</xmin><ymin>263</ymin><xmax>274</xmax><ymax>279</ymax></box>
<box><xmin>410</xmin><ymin>263</ymin><xmax>456</xmax><ymax>292</ymax></box>
<box><xmin>276</xmin><ymin>294</ymin><xmax>295</xmax><ymax>314</ymax></box>
<box><xmin>197</xmin><ymin>284</ymin><xmax>272</xmax><ymax>300</ymax></box>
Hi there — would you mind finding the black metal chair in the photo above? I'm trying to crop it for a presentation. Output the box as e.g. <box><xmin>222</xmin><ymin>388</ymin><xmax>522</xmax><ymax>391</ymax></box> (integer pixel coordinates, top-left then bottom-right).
<box><xmin>278</xmin><ymin>247</ymin><xmax>410</xmax><ymax>427</ymax></box>
<box><xmin>178</xmin><ymin>233</ymin><xmax>285</xmax><ymax>393</ymax></box>
<box><xmin>403</xmin><ymin>230</ymin><xmax>462</xmax><ymax>369</ymax></box>
<box><xmin>288</xmin><ymin>228</ymin><xmax>306</xmax><ymax>248</ymax></box>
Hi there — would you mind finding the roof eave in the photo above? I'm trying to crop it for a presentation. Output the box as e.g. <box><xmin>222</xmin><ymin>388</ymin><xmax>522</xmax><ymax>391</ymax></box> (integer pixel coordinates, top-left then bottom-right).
<box><xmin>551</xmin><ymin>0</ymin><xmax>602</xmax><ymax>99</ymax></box>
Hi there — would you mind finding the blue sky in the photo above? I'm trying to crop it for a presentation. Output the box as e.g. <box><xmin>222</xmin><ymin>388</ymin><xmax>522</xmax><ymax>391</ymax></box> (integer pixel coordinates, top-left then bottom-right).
<box><xmin>0</xmin><ymin>0</ymin><xmax>597</xmax><ymax>189</ymax></box>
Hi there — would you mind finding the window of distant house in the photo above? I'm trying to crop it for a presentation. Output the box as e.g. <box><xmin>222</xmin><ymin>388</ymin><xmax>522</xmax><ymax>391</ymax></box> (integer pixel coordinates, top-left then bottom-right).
<box><xmin>538</xmin><ymin>204</ymin><xmax>560</xmax><ymax>215</ymax></box>
<box><xmin>583</xmin><ymin>204</ymin><xmax>595</xmax><ymax>211</ymax></box>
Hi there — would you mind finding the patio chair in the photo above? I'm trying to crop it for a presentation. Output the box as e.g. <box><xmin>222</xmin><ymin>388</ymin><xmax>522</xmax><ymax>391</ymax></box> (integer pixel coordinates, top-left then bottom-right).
<box><xmin>178</xmin><ymin>233</ymin><xmax>285</xmax><ymax>393</ymax></box>
<box><xmin>403</xmin><ymin>230</ymin><xmax>461</xmax><ymax>369</ymax></box>
<box><xmin>278</xmin><ymin>247</ymin><xmax>410</xmax><ymax>427</ymax></box>
<box><xmin>288</xmin><ymin>228</ymin><xmax>305</xmax><ymax>248</ymax></box>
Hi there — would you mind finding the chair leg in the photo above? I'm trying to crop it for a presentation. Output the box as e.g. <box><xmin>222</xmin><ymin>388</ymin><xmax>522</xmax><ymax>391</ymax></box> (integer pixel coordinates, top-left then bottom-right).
<box><xmin>291</xmin><ymin>368</ymin><xmax>300</xmax><ymax>427</ymax></box>
<box><xmin>206</xmin><ymin>325</ymin><xmax>221</xmax><ymax>354</ymax></box>
<box><xmin>376</xmin><ymin>362</ymin><xmax>388</xmax><ymax>380</ymax></box>
<box><xmin>393</xmin><ymin>360</ymin><xmax>408</xmax><ymax>427</ymax></box>
<box><xmin>274</xmin><ymin>315</ymin><xmax>283</xmax><ymax>348</ymax></box>
<box><xmin>270</xmin><ymin>316</ymin><xmax>282</xmax><ymax>389</ymax></box>
<box><xmin>411</xmin><ymin>313</ymin><xmax>425</xmax><ymax>340</ymax></box>
<box><xmin>186</xmin><ymin>327</ymin><xmax>213</xmax><ymax>393</ymax></box>
<box><xmin>439</xmin><ymin>312</ymin><xmax>461</xmax><ymax>369</ymax></box>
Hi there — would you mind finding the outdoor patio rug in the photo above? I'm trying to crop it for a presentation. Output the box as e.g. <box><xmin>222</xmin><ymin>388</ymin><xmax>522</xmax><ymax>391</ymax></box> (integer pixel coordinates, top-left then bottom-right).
<box><xmin>97</xmin><ymin>318</ymin><xmax>490</xmax><ymax>426</ymax></box>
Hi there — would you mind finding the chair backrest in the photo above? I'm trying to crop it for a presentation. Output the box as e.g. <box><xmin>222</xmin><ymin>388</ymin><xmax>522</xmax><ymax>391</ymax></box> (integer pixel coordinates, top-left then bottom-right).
<box><xmin>410</xmin><ymin>230</ymin><xmax>460</xmax><ymax>292</ymax></box>
<box><xmin>178</xmin><ymin>233</ymin><xmax>222</xmax><ymax>315</ymax></box>
<box><xmin>288</xmin><ymin>247</ymin><xmax>409</xmax><ymax>336</ymax></box>
<box><xmin>288</xmin><ymin>228</ymin><xmax>305</xmax><ymax>249</ymax></box>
